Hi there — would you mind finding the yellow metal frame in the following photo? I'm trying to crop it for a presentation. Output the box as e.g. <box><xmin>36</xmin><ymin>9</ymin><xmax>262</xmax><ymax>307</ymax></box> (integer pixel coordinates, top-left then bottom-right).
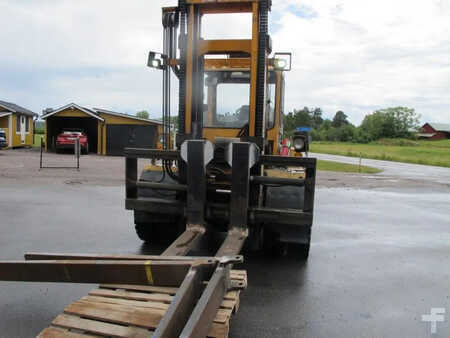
<box><xmin>183</xmin><ymin>0</ymin><xmax>262</xmax><ymax>137</ymax></box>
<box><xmin>179</xmin><ymin>0</ymin><xmax>284</xmax><ymax>154</ymax></box>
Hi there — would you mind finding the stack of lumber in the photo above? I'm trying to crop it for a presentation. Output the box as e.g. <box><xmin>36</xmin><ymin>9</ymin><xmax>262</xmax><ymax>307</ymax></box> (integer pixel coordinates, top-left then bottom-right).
<box><xmin>38</xmin><ymin>270</ymin><xmax>247</xmax><ymax>338</ymax></box>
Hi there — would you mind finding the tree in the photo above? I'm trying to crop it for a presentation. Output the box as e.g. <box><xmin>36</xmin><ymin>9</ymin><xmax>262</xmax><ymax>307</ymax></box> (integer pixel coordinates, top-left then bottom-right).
<box><xmin>283</xmin><ymin>107</ymin><xmax>324</xmax><ymax>137</ymax></box>
<box><xmin>320</xmin><ymin>119</ymin><xmax>332</xmax><ymax>130</ymax></box>
<box><xmin>360</xmin><ymin>107</ymin><xmax>420</xmax><ymax>140</ymax></box>
<box><xmin>332</xmin><ymin>110</ymin><xmax>349</xmax><ymax>128</ymax></box>
<box><xmin>136</xmin><ymin>110</ymin><xmax>149</xmax><ymax>119</ymax></box>
<box><xmin>283</xmin><ymin>107</ymin><xmax>312</xmax><ymax>137</ymax></box>
<box><xmin>310</xmin><ymin>108</ymin><xmax>323</xmax><ymax>129</ymax></box>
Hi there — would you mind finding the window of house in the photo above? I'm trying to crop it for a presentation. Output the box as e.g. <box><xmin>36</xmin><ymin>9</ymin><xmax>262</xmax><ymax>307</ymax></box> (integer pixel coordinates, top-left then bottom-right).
<box><xmin>26</xmin><ymin>116</ymin><xmax>30</xmax><ymax>132</ymax></box>
<box><xmin>16</xmin><ymin>116</ymin><xmax>20</xmax><ymax>132</ymax></box>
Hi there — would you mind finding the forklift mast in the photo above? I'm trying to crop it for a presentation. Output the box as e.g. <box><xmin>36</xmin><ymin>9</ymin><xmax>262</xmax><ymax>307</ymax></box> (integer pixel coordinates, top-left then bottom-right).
<box><xmin>159</xmin><ymin>0</ymin><xmax>272</xmax><ymax>147</ymax></box>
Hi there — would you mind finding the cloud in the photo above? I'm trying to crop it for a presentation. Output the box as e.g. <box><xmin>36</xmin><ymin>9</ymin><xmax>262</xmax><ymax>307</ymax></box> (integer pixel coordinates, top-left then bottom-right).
<box><xmin>0</xmin><ymin>0</ymin><xmax>449</xmax><ymax>124</ymax></box>
<box><xmin>271</xmin><ymin>0</ymin><xmax>450</xmax><ymax>123</ymax></box>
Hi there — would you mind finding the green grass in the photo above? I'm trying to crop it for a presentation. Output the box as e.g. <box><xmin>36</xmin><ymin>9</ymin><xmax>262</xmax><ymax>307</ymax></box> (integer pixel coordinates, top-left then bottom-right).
<box><xmin>33</xmin><ymin>134</ymin><xmax>44</xmax><ymax>147</ymax></box>
<box><xmin>317</xmin><ymin>159</ymin><xmax>381</xmax><ymax>174</ymax></box>
<box><xmin>311</xmin><ymin>139</ymin><xmax>450</xmax><ymax>167</ymax></box>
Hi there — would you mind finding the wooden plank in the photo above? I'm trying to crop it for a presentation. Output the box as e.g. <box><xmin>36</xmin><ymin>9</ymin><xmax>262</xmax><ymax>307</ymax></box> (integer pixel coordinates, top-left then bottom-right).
<box><xmin>38</xmin><ymin>327</ymin><xmax>101</xmax><ymax>338</ymax></box>
<box><xmin>84</xmin><ymin>294</ymin><xmax>229</xmax><ymax>324</ymax></box>
<box><xmin>224</xmin><ymin>290</ymin><xmax>240</xmax><ymax>301</ymax></box>
<box><xmin>81</xmin><ymin>295</ymin><xmax>170</xmax><ymax>311</ymax></box>
<box><xmin>52</xmin><ymin>314</ymin><xmax>151</xmax><ymax>338</ymax></box>
<box><xmin>220</xmin><ymin>299</ymin><xmax>236</xmax><ymax>310</ymax></box>
<box><xmin>89</xmin><ymin>288</ymin><xmax>173</xmax><ymax>303</ymax></box>
<box><xmin>230</xmin><ymin>273</ymin><xmax>246</xmax><ymax>281</ymax></box>
<box><xmin>230</xmin><ymin>271</ymin><xmax>247</xmax><ymax>280</ymax></box>
<box><xmin>64</xmin><ymin>301</ymin><xmax>164</xmax><ymax>329</ymax></box>
<box><xmin>233</xmin><ymin>294</ymin><xmax>240</xmax><ymax>313</ymax></box>
<box><xmin>223</xmin><ymin>290</ymin><xmax>240</xmax><ymax>312</ymax></box>
<box><xmin>99</xmin><ymin>284</ymin><xmax>178</xmax><ymax>295</ymax></box>
<box><xmin>208</xmin><ymin>321</ymin><xmax>229</xmax><ymax>338</ymax></box>
<box><xmin>231</xmin><ymin>270</ymin><xmax>246</xmax><ymax>276</ymax></box>
<box><xmin>216</xmin><ymin>308</ymin><xmax>232</xmax><ymax>323</ymax></box>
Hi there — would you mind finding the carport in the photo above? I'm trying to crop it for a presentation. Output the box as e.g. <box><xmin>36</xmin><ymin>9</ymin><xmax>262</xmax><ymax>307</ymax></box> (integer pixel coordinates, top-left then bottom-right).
<box><xmin>42</xmin><ymin>104</ymin><xmax>103</xmax><ymax>153</ymax></box>
<box><xmin>41</xmin><ymin>103</ymin><xmax>162</xmax><ymax>155</ymax></box>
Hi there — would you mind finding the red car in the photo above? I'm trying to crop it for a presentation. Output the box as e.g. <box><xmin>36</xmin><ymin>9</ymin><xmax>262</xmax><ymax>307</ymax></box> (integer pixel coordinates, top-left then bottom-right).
<box><xmin>55</xmin><ymin>129</ymin><xmax>89</xmax><ymax>154</ymax></box>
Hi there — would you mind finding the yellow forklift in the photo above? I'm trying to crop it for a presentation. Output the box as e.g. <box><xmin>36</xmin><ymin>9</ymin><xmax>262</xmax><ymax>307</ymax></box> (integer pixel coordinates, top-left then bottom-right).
<box><xmin>126</xmin><ymin>0</ymin><xmax>317</xmax><ymax>258</ymax></box>
<box><xmin>0</xmin><ymin>1</ymin><xmax>317</xmax><ymax>336</ymax></box>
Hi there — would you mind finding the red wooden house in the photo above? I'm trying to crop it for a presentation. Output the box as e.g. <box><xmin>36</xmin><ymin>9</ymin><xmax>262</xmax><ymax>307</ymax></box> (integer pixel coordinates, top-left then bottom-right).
<box><xmin>419</xmin><ymin>123</ymin><xmax>450</xmax><ymax>140</ymax></box>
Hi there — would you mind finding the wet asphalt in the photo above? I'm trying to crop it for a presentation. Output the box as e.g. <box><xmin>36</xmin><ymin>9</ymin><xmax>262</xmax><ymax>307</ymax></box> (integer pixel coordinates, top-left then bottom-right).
<box><xmin>0</xmin><ymin>173</ymin><xmax>450</xmax><ymax>337</ymax></box>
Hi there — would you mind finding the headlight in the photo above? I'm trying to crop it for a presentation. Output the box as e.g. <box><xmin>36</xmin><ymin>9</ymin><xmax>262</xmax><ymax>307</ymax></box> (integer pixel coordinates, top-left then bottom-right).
<box><xmin>293</xmin><ymin>137</ymin><xmax>305</xmax><ymax>151</ymax></box>
<box><xmin>274</xmin><ymin>58</ymin><xmax>287</xmax><ymax>70</ymax></box>
<box><xmin>147</xmin><ymin>51</ymin><xmax>167</xmax><ymax>70</ymax></box>
<box><xmin>273</xmin><ymin>52</ymin><xmax>292</xmax><ymax>71</ymax></box>
<box><xmin>151</xmin><ymin>59</ymin><xmax>160</xmax><ymax>68</ymax></box>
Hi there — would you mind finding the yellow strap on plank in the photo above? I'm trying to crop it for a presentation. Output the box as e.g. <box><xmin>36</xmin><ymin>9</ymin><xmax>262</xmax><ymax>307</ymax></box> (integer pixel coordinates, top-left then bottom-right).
<box><xmin>145</xmin><ymin>261</ymin><xmax>154</xmax><ymax>285</ymax></box>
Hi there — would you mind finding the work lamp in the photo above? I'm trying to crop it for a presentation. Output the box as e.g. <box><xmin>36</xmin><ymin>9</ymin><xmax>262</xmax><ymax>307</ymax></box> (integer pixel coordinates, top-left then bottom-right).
<box><xmin>273</xmin><ymin>52</ymin><xmax>292</xmax><ymax>71</ymax></box>
<box><xmin>293</xmin><ymin>136</ymin><xmax>305</xmax><ymax>151</ymax></box>
<box><xmin>147</xmin><ymin>51</ymin><xmax>167</xmax><ymax>70</ymax></box>
<box><xmin>293</xmin><ymin>128</ymin><xmax>310</xmax><ymax>153</ymax></box>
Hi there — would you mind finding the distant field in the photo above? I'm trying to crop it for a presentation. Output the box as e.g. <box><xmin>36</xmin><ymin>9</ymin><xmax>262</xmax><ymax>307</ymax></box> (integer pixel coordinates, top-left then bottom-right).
<box><xmin>317</xmin><ymin>160</ymin><xmax>381</xmax><ymax>174</ymax></box>
<box><xmin>311</xmin><ymin>139</ymin><xmax>450</xmax><ymax>167</ymax></box>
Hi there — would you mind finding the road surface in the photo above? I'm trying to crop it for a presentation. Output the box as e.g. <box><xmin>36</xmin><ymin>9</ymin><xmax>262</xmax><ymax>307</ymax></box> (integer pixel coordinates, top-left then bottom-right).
<box><xmin>312</xmin><ymin>152</ymin><xmax>450</xmax><ymax>186</ymax></box>
<box><xmin>0</xmin><ymin>150</ymin><xmax>449</xmax><ymax>337</ymax></box>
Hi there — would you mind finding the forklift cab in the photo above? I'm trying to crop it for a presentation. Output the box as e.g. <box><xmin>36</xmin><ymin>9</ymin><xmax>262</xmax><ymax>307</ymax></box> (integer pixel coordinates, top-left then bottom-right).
<box><xmin>202</xmin><ymin>65</ymin><xmax>287</xmax><ymax>155</ymax></box>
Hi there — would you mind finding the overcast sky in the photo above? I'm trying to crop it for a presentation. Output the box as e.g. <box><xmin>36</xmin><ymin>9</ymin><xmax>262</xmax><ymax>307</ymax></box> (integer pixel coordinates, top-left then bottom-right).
<box><xmin>1</xmin><ymin>0</ymin><xmax>449</xmax><ymax>124</ymax></box>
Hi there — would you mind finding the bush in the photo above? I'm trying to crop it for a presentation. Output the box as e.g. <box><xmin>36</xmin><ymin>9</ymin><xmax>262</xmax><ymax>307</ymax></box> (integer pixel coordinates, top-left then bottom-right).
<box><xmin>353</xmin><ymin>128</ymin><xmax>372</xmax><ymax>143</ymax></box>
<box><xmin>310</xmin><ymin>128</ymin><xmax>322</xmax><ymax>141</ymax></box>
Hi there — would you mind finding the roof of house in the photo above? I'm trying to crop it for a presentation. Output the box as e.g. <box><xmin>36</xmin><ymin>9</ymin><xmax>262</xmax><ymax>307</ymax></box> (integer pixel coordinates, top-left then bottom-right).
<box><xmin>40</xmin><ymin>103</ymin><xmax>162</xmax><ymax>125</ymax></box>
<box><xmin>93</xmin><ymin>108</ymin><xmax>163</xmax><ymax>125</ymax></box>
<box><xmin>41</xmin><ymin>103</ymin><xmax>105</xmax><ymax>121</ymax></box>
<box><xmin>0</xmin><ymin>112</ymin><xmax>12</xmax><ymax>118</ymax></box>
<box><xmin>0</xmin><ymin>100</ymin><xmax>38</xmax><ymax>117</ymax></box>
<box><xmin>425</xmin><ymin>123</ymin><xmax>450</xmax><ymax>132</ymax></box>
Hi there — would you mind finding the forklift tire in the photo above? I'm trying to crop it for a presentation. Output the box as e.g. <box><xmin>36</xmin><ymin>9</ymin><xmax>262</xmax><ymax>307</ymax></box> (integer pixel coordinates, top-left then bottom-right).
<box><xmin>135</xmin><ymin>221</ymin><xmax>181</xmax><ymax>245</ymax></box>
<box><xmin>263</xmin><ymin>226</ymin><xmax>311</xmax><ymax>259</ymax></box>
<box><xmin>262</xmin><ymin>228</ymin><xmax>286</xmax><ymax>257</ymax></box>
<box><xmin>135</xmin><ymin>223</ymin><xmax>153</xmax><ymax>243</ymax></box>
<box><xmin>263</xmin><ymin>184</ymin><xmax>311</xmax><ymax>259</ymax></box>
<box><xmin>288</xmin><ymin>227</ymin><xmax>311</xmax><ymax>259</ymax></box>
<box><xmin>133</xmin><ymin>170</ymin><xmax>183</xmax><ymax>245</ymax></box>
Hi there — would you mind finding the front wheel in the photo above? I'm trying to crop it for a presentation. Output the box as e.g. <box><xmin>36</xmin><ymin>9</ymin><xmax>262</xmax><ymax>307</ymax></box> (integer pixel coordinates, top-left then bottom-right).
<box><xmin>134</xmin><ymin>211</ymin><xmax>183</xmax><ymax>245</ymax></box>
<box><xmin>263</xmin><ymin>226</ymin><xmax>311</xmax><ymax>259</ymax></box>
<box><xmin>289</xmin><ymin>227</ymin><xmax>311</xmax><ymax>259</ymax></box>
<box><xmin>263</xmin><ymin>184</ymin><xmax>312</xmax><ymax>259</ymax></box>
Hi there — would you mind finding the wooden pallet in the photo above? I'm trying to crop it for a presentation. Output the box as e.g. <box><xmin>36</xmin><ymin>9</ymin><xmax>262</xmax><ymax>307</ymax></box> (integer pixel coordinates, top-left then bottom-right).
<box><xmin>38</xmin><ymin>270</ymin><xmax>247</xmax><ymax>338</ymax></box>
